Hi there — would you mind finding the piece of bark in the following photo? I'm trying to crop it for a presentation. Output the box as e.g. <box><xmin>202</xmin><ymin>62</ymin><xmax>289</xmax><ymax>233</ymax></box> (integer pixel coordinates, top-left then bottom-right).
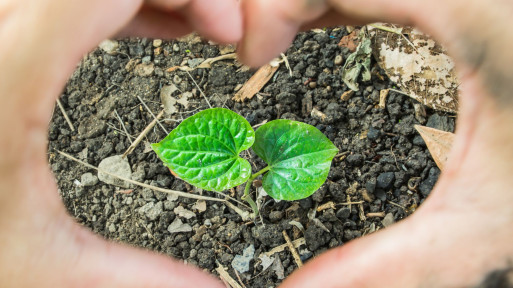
<box><xmin>233</xmin><ymin>64</ymin><xmax>279</xmax><ymax>102</ymax></box>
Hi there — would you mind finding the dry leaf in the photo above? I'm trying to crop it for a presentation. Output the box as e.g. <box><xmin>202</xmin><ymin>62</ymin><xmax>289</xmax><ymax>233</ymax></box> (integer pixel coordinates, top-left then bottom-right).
<box><xmin>233</xmin><ymin>64</ymin><xmax>279</xmax><ymax>102</ymax></box>
<box><xmin>192</xmin><ymin>200</ymin><xmax>207</xmax><ymax>213</ymax></box>
<box><xmin>415</xmin><ymin>125</ymin><xmax>455</xmax><ymax>171</ymax></box>
<box><xmin>160</xmin><ymin>85</ymin><xmax>178</xmax><ymax>115</ymax></box>
<box><xmin>369</xmin><ymin>24</ymin><xmax>459</xmax><ymax>113</ymax></box>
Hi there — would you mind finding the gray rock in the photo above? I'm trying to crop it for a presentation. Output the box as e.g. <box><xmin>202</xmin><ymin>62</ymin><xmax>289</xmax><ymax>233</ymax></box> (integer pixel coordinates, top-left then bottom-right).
<box><xmin>108</xmin><ymin>223</ymin><xmax>116</xmax><ymax>233</ymax></box>
<box><xmin>367</xmin><ymin>127</ymin><xmax>380</xmax><ymax>141</ymax></box>
<box><xmin>139</xmin><ymin>202</ymin><xmax>163</xmax><ymax>221</ymax></box>
<box><xmin>167</xmin><ymin>218</ymin><xmax>192</xmax><ymax>233</ymax></box>
<box><xmin>231</xmin><ymin>245</ymin><xmax>255</xmax><ymax>274</ymax></box>
<box><xmin>142</xmin><ymin>56</ymin><xmax>152</xmax><ymax>64</ymax></box>
<box><xmin>336</xmin><ymin>207</ymin><xmax>351</xmax><ymax>220</ymax></box>
<box><xmin>365</xmin><ymin>177</ymin><xmax>377</xmax><ymax>193</ymax></box>
<box><xmin>132</xmin><ymin>165</ymin><xmax>146</xmax><ymax>182</ymax></box>
<box><xmin>98</xmin><ymin>155</ymin><xmax>132</xmax><ymax>188</ymax></box>
<box><xmin>99</xmin><ymin>39</ymin><xmax>119</xmax><ymax>55</ymax></box>
<box><xmin>346</xmin><ymin>153</ymin><xmax>364</xmax><ymax>166</ymax></box>
<box><xmin>81</xmin><ymin>173</ymin><xmax>98</xmax><ymax>187</ymax></box>
<box><xmin>382</xmin><ymin>213</ymin><xmax>395</xmax><ymax>227</ymax></box>
<box><xmin>419</xmin><ymin>167</ymin><xmax>441</xmax><ymax>196</ymax></box>
<box><xmin>187</xmin><ymin>58</ymin><xmax>205</xmax><ymax>68</ymax></box>
<box><xmin>376</xmin><ymin>172</ymin><xmax>395</xmax><ymax>190</ymax></box>
<box><xmin>426</xmin><ymin>114</ymin><xmax>455</xmax><ymax>132</ymax></box>
<box><xmin>134</xmin><ymin>63</ymin><xmax>155</xmax><ymax>77</ymax></box>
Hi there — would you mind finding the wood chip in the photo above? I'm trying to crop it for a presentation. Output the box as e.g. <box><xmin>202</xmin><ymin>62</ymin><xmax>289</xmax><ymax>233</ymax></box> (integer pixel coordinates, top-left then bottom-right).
<box><xmin>415</xmin><ymin>125</ymin><xmax>454</xmax><ymax>171</ymax></box>
<box><xmin>261</xmin><ymin>238</ymin><xmax>306</xmax><ymax>259</ymax></box>
<box><xmin>233</xmin><ymin>64</ymin><xmax>279</xmax><ymax>102</ymax></box>
<box><xmin>379</xmin><ymin>89</ymin><xmax>389</xmax><ymax>109</ymax></box>
<box><xmin>317</xmin><ymin>201</ymin><xmax>336</xmax><ymax>212</ymax></box>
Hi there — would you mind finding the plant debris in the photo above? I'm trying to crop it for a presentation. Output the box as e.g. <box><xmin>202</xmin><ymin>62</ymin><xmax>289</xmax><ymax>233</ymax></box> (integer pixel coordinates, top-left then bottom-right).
<box><xmin>415</xmin><ymin>125</ymin><xmax>455</xmax><ymax>171</ymax></box>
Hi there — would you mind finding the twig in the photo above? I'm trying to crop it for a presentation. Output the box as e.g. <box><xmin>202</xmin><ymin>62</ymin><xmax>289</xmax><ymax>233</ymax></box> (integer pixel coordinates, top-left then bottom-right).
<box><xmin>317</xmin><ymin>201</ymin><xmax>336</xmax><ymax>212</ymax></box>
<box><xmin>233</xmin><ymin>269</ymin><xmax>247</xmax><ymax>288</ymax></box>
<box><xmin>186</xmin><ymin>71</ymin><xmax>212</xmax><ymax>108</ymax></box>
<box><xmin>387</xmin><ymin>200</ymin><xmax>406</xmax><ymax>211</ymax></box>
<box><xmin>57</xmin><ymin>150</ymin><xmax>225</xmax><ymax>203</ymax></box>
<box><xmin>107</xmin><ymin>123</ymin><xmax>135</xmax><ymax>140</ymax></box>
<box><xmin>123</xmin><ymin>110</ymin><xmax>164</xmax><ymax>157</ymax></box>
<box><xmin>358</xmin><ymin>204</ymin><xmax>367</xmax><ymax>221</ymax></box>
<box><xmin>282</xmin><ymin>231</ymin><xmax>303</xmax><ymax>268</ymax></box>
<box><xmin>366</xmin><ymin>212</ymin><xmax>386</xmax><ymax>218</ymax></box>
<box><xmin>137</xmin><ymin>96</ymin><xmax>168</xmax><ymax>134</ymax></box>
<box><xmin>114</xmin><ymin>109</ymin><xmax>133</xmax><ymax>144</ymax></box>
<box><xmin>281</xmin><ymin>53</ymin><xmax>293</xmax><ymax>77</ymax></box>
<box><xmin>56</xmin><ymin>99</ymin><xmax>75</xmax><ymax>131</ymax></box>
<box><xmin>261</xmin><ymin>238</ymin><xmax>306</xmax><ymax>258</ymax></box>
<box><xmin>216</xmin><ymin>263</ymin><xmax>243</xmax><ymax>288</ymax></box>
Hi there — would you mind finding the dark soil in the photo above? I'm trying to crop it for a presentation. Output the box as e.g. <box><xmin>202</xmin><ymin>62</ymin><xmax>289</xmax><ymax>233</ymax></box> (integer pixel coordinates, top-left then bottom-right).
<box><xmin>48</xmin><ymin>28</ymin><xmax>454</xmax><ymax>287</ymax></box>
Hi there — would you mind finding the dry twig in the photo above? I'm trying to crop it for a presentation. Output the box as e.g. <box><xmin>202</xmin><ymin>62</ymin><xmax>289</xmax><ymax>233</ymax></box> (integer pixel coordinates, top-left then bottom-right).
<box><xmin>137</xmin><ymin>96</ymin><xmax>168</xmax><ymax>134</ymax></box>
<box><xmin>114</xmin><ymin>109</ymin><xmax>133</xmax><ymax>144</ymax></box>
<box><xmin>282</xmin><ymin>231</ymin><xmax>303</xmax><ymax>268</ymax></box>
<box><xmin>123</xmin><ymin>110</ymin><xmax>164</xmax><ymax>157</ymax></box>
<box><xmin>216</xmin><ymin>263</ymin><xmax>243</xmax><ymax>288</ymax></box>
<box><xmin>56</xmin><ymin>99</ymin><xmax>75</xmax><ymax>131</ymax></box>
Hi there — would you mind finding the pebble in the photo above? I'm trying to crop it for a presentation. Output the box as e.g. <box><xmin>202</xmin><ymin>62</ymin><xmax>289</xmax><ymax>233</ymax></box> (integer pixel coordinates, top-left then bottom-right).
<box><xmin>268</xmin><ymin>211</ymin><xmax>284</xmax><ymax>222</ymax></box>
<box><xmin>374</xmin><ymin>189</ymin><xmax>387</xmax><ymax>201</ymax></box>
<box><xmin>81</xmin><ymin>173</ymin><xmax>98</xmax><ymax>187</ymax></box>
<box><xmin>134</xmin><ymin>63</ymin><xmax>155</xmax><ymax>77</ymax></box>
<box><xmin>108</xmin><ymin>223</ymin><xmax>116</xmax><ymax>233</ymax></box>
<box><xmin>376</xmin><ymin>172</ymin><xmax>395</xmax><ymax>190</ymax></box>
<box><xmin>336</xmin><ymin>207</ymin><xmax>351</xmax><ymax>220</ymax></box>
<box><xmin>346</xmin><ymin>153</ymin><xmax>364</xmax><ymax>166</ymax></box>
<box><xmin>334</xmin><ymin>55</ymin><xmax>343</xmax><ymax>65</ymax></box>
<box><xmin>144</xmin><ymin>202</ymin><xmax>163</xmax><ymax>221</ymax></box>
<box><xmin>142</xmin><ymin>56</ymin><xmax>152</xmax><ymax>64</ymax></box>
<box><xmin>168</xmin><ymin>218</ymin><xmax>192</xmax><ymax>234</ymax></box>
<box><xmin>187</xmin><ymin>58</ymin><xmax>205</xmax><ymax>68</ymax></box>
<box><xmin>173</xmin><ymin>44</ymin><xmax>180</xmax><ymax>52</ymax></box>
<box><xmin>419</xmin><ymin>167</ymin><xmax>441</xmax><ymax>196</ymax></box>
<box><xmin>99</xmin><ymin>39</ymin><xmax>119</xmax><ymax>55</ymax></box>
<box><xmin>382</xmin><ymin>213</ymin><xmax>395</xmax><ymax>227</ymax></box>
<box><xmin>427</xmin><ymin>114</ymin><xmax>454</xmax><ymax>132</ymax></box>
<box><xmin>231</xmin><ymin>245</ymin><xmax>255</xmax><ymax>274</ymax></box>
<box><xmin>367</xmin><ymin>127</ymin><xmax>381</xmax><ymax>141</ymax></box>
<box><xmin>309</xmin><ymin>81</ymin><xmax>317</xmax><ymax>89</ymax></box>
<box><xmin>365</xmin><ymin>178</ymin><xmax>377</xmax><ymax>193</ymax></box>
<box><xmin>98</xmin><ymin>155</ymin><xmax>132</xmax><ymax>188</ymax></box>
<box><xmin>153</xmin><ymin>39</ymin><xmax>162</xmax><ymax>47</ymax></box>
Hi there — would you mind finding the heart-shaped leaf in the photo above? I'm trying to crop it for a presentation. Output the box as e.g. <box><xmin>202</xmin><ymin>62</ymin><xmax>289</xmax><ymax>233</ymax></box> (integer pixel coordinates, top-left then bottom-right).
<box><xmin>152</xmin><ymin>108</ymin><xmax>254</xmax><ymax>192</ymax></box>
<box><xmin>253</xmin><ymin>120</ymin><xmax>339</xmax><ymax>200</ymax></box>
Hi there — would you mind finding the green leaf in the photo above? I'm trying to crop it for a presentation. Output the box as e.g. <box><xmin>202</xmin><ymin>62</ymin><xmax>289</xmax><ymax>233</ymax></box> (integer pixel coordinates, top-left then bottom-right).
<box><xmin>152</xmin><ymin>108</ymin><xmax>254</xmax><ymax>192</ymax></box>
<box><xmin>253</xmin><ymin>120</ymin><xmax>339</xmax><ymax>200</ymax></box>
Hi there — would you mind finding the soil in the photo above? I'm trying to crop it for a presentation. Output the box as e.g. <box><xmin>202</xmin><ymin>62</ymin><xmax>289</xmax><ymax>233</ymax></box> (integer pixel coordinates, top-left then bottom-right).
<box><xmin>48</xmin><ymin>28</ymin><xmax>455</xmax><ymax>287</ymax></box>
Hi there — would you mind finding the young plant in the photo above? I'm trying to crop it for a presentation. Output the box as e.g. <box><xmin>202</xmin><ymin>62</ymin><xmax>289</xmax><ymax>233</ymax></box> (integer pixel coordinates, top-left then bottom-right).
<box><xmin>152</xmin><ymin>108</ymin><xmax>338</xmax><ymax>217</ymax></box>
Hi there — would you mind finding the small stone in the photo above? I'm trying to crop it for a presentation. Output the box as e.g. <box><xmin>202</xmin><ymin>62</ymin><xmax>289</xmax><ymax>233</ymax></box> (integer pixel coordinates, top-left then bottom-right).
<box><xmin>187</xmin><ymin>58</ymin><xmax>205</xmax><ymax>68</ymax></box>
<box><xmin>426</xmin><ymin>114</ymin><xmax>454</xmax><ymax>132</ymax></box>
<box><xmin>419</xmin><ymin>167</ymin><xmax>441</xmax><ymax>196</ymax></box>
<box><xmin>98</xmin><ymin>155</ymin><xmax>132</xmax><ymax>188</ymax></box>
<box><xmin>134</xmin><ymin>63</ymin><xmax>155</xmax><ymax>77</ymax></box>
<box><xmin>334</xmin><ymin>55</ymin><xmax>343</xmax><ymax>65</ymax></box>
<box><xmin>309</xmin><ymin>81</ymin><xmax>317</xmax><ymax>89</ymax></box>
<box><xmin>336</xmin><ymin>207</ymin><xmax>351</xmax><ymax>220</ymax></box>
<box><xmin>142</xmin><ymin>56</ymin><xmax>152</xmax><ymax>64</ymax></box>
<box><xmin>153</xmin><ymin>39</ymin><xmax>162</xmax><ymax>47</ymax></box>
<box><xmin>99</xmin><ymin>39</ymin><xmax>119</xmax><ymax>55</ymax></box>
<box><xmin>174</xmin><ymin>206</ymin><xmax>196</xmax><ymax>219</ymax></box>
<box><xmin>376</xmin><ymin>172</ymin><xmax>395</xmax><ymax>190</ymax></box>
<box><xmin>269</xmin><ymin>211</ymin><xmax>284</xmax><ymax>222</ymax></box>
<box><xmin>168</xmin><ymin>218</ymin><xmax>192</xmax><ymax>234</ymax></box>
<box><xmin>231</xmin><ymin>245</ymin><xmax>255</xmax><ymax>274</ymax></box>
<box><xmin>340</xmin><ymin>90</ymin><xmax>354</xmax><ymax>101</ymax></box>
<box><xmin>382</xmin><ymin>213</ymin><xmax>395</xmax><ymax>227</ymax></box>
<box><xmin>374</xmin><ymin>189</ymin><xmax>387</xmax><ymax>201</ymax></box>
<box><xmin>81</xmin><ymin>173</ymin><xmax>98</xmax><ymax>187</ymax></box>
<box><xmin>366</xmin><ymin>178</ymin><xmax>377</xmax><ymax>193</ymax></box>
<box><xmin>173</xmin><ymin>44</ymin><xmax>180</xmax><ymax>52</ymax></box>
<box><xmin>346</xmin><ymin>153</ymin><xmax>364</xmax><ymax>166</ymax></box>
<box><xmin>367</xmin><ymin>127</ymin><xmax>381</xmax><ymax>141</ymax></box>
<box><xmin>146</xmin><ymin>202</ymin><xmax>163</xmax><ymax>221</ymax></box>
<box><xmin>108</xmin><ymin>223</ymin><xmax>116</xmax><ymax>233</ymax></box>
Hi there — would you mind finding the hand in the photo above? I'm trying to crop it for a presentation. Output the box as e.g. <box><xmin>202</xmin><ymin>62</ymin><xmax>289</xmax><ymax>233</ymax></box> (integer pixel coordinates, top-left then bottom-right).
<box><xmin>0</xmin><ymin>0</ymin><xmax>241</xmax><ymax>287</ymax></box>
<box><xmin>239</xmin><ymin>0</ymin><xmax>513</xmax><ymax>287</ymax></box>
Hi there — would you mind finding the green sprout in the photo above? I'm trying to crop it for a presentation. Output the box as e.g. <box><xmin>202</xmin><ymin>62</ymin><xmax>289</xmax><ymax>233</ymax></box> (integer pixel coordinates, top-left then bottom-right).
<box><xmin>152</xmin><ymin>108</ymin><xmax>338</xmax><ymax>218</ymax></box>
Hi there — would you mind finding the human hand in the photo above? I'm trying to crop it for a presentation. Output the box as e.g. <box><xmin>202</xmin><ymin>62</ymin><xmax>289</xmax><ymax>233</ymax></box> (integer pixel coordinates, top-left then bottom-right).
<box><xmin>0</xmin><ymin>0</ymin><xmax>241</xmax><ymax>287</ymax></box>
<box><xmin>239</xmin><ymin>0</ymin><xmax>513</xmax><ymax>287</ymax></box>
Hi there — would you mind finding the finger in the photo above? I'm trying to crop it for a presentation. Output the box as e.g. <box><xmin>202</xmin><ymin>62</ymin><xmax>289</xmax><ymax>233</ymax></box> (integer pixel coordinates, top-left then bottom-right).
<box><xmin>146</xmin><ymin>0</ymin><xmax>191</xmax><ymax>10</ymax></box>
<box><xmin>238</xmin><ymin>0</ymin><xmax>329</xmax><ymax>67</ymax></box>
<box><xmin>119</xmin><ymin>6</ymin><xmax>193</xmax><ymax>39</ymax></box>
<box><xmin>180</xmin><ymin>0</ymin><xmax>242</xmax><ymax>44</ymax></box>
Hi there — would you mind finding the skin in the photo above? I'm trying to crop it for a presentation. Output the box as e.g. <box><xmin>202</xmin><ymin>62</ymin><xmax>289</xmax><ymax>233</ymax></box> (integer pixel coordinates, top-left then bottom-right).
<box><xmin>239</xmin><ymin>0</ymin><xmax>513</xmax><ymax>287</ymax></box>
<box><xmin>1</xmin><ymin>0</ymin><xmax>512</xmax><ymax>287</ymax></box>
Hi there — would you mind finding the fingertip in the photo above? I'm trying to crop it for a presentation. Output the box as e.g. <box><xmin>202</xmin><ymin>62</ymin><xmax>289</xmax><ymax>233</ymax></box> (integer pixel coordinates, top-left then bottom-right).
<box><xmin>184</xmin><ymin>0</ymin><xmax>243</xmax><ymax>44</ymax></box>
<box><xmin>238</xmin><ymin>0</ymin><xmax>299</xmax><ymax>67</ymax></box>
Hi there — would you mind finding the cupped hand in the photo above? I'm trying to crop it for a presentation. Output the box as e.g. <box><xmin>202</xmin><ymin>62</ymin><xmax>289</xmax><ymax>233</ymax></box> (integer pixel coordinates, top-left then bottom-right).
<box><xmin>240</xmin><ymin>0</ymin><xmax>513</xmax><ymax>287</ymax></box>
<box><xmin>0</xmin><ymin>0</ymin><xmax>241</xmax><ymax>287</ymax></box>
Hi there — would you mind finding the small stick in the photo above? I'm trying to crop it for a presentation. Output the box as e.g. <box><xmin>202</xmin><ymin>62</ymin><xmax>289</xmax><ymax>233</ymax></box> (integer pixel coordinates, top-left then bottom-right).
<box><xmin>387</xmin><ymin>200</ymin><xmax>407</xmax><ymax>211</ymax></box>
<box><xmin>123</xmin><ymin>110</ymin><xmax>164</xmax><ymax>157</ymax></box>
<box><xmin>358</xmin><ymin>203</ymin><xmax>367</xmax><ymax>221</ymax></box>
<box><xmin>216</xmin><ymin>263</ymin><xmax>243</xmax><ymax>288</ymax></box>
<box><xmin>282</xmin><ymin>231</ymin><xmax>303</xmax><ymax>268</ymax></box>
<box><xmin>366</xmin><ymin>212</ymin><xmax>386</xmax><ymax>218</ymax></box>
<box><xmin>317</xmin><ymin>201</ymin><xmax>336</xmax><ymax>212</ymax></box>
<box><xmin>56</xmin><ymin>99</ymin><xmax>75</xmax><ymax>131</ymax></box>
<box><xmin>281</xmin><ymin>53</ymin><xmax>293</xmax><ymax>77</ymax></box>
<box><xmin>262</xmin><ymin>238</ymin><xmax>306</xmax><ymax>258</ymax></box>
<box><xmin>186</xmin><ymin>71</ymin><xmax>212</xmax><ymax>108</ymax></box>
<box><xmin>114</xmin><ymin>109</ymin><xmax>133</xmax><ymax>144</ymax></box>
<box><xmin>57</xmin><ymin>150</ymin><xmax>225</xmax><ymax>203</ymax></box>
<box><xmin>233</xmin><ymin>269</ymin><xmax>247</xmax><ymax>288</ymax></box>
<box><xmin>137</xmin><ymin>96</ymin><xmax>168</xmax><ymax>134</ymax></box>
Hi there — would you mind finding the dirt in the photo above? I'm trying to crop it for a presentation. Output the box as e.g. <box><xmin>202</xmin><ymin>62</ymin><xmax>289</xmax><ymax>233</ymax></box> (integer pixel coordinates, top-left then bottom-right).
<box><xmin>48</xmin><ymin>27</ymin><xmax>454</xmax><ymax>287</ymax></box>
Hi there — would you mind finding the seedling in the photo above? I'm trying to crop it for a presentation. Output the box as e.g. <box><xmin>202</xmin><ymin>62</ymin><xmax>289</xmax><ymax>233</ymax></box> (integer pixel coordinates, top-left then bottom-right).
<box><xmin>152</xmin><ymin>108</ymin><xmax>338</xmax><ymax>217</ymax></box>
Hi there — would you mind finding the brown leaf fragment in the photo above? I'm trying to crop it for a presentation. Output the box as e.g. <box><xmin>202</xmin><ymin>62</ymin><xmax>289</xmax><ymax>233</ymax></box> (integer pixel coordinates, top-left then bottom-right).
<box><xmin>415</xmin><ymin>125</ymin><xmax>455</xmax><ymax>171</ymax></box>
<box><xmin>338</xmin><ymin>30</ymin><xmax>360</xmax><ymax>52</ymax></box>
<box><xmin>233</xmin><ymin>64</ymin><xmax>279</xmax><ymax>102</ymax></box>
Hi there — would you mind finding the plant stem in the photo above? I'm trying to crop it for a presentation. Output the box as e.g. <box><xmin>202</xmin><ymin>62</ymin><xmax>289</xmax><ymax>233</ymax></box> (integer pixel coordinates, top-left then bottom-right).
<box><xmin>241</xmin><ymin>166</ymin><xmax>271</xmax><ymax>218</ymax></box>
